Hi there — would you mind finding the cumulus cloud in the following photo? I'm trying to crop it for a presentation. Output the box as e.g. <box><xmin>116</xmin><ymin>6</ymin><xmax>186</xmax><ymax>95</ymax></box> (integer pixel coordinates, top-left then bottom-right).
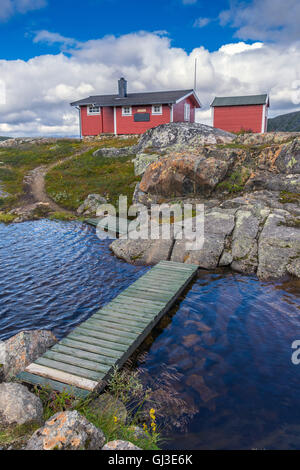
<box><xmin>0</xmin><ymin>31</ymin><xmax>299</xmax><ymax>136</ymax></box>
<box><xmin>220</xmin><ymin>0</ymin><xmax>300</xmax><ymax>42</ymax></box>
<box><xmin>0</xmin><ymin>0</ymin><xmax>47</xmax><ymax>21</ymax></box>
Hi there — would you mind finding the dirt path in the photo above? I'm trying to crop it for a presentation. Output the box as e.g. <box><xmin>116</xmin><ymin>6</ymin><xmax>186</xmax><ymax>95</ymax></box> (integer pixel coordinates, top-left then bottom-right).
<box><xmin>23</xmin><ymin>148</ymin><xmax>89</xmax><ymax>214</ymax></box>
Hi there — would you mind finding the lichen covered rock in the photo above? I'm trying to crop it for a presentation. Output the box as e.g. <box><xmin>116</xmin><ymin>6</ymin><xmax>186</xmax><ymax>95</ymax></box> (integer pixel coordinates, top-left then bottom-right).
<box><xmin>102</xmin><ymin>440</ymin><xmax>141</xmax><ymax>450</ymax></box>
<box><xmin>1</xmin><ymin>330</ymin><xmax>56</xmax><ymax>381</ymax></box>
<box><xmin>77</xmin><ymin>194</ymin><xmax>107</xmax><ymax>216</ymax></box>
<box><xmin>25</xmin><ymin>411</ymin><xmax>105</xmax><ymax>450</ymax></box>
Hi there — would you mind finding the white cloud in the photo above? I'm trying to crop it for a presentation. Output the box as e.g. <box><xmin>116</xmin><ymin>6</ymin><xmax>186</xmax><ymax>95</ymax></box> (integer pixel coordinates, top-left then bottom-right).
<box><xmin>0</xmin><ymin>31</ymin><xmax>299</xmax><ymax>136</ymax></box>
<box><xmin>0</xmin><ymin>0</ymin><xmax>47</xmax><ymax>21</ymax></box>
<box><xmin>193</xmin><ymin>17</ymin><xmax>211</xmax><ymax>28</ymax></box>
<box><xmin>220</xmin><ymin>0</ymin><xmax>300</xmax><ymax>42</ymax></box>
<box><xmin>33</xmin><ymin>30</ymin><xmax>78</xmax><ymax>47</ymax></box>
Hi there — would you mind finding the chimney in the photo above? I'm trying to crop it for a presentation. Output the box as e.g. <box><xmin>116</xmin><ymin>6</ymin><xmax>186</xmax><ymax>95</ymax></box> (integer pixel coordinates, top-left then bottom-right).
<box><xmin>118</xmin><ymin>77</ymin><xmax>127</xmax><ymax>97</ymax></box>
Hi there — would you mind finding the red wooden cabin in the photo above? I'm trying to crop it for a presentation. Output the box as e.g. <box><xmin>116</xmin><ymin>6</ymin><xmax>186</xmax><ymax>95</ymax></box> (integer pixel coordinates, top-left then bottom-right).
<box><xmin>211</xmin><ymin>94</ymin><xmax>270</xmax><ymax>134</ymax></box>
<box><xmin>71</xmin><ymin>78</ymin><xmax>201</xmax><ymax>137</ymax></box>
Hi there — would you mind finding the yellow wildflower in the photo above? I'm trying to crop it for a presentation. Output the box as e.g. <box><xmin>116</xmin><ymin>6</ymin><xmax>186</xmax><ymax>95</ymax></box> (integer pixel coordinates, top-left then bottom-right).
<box><xmin>113</xmin><ymin>416</ymin><xmax>118</xmax><ymax>424</ymax></box>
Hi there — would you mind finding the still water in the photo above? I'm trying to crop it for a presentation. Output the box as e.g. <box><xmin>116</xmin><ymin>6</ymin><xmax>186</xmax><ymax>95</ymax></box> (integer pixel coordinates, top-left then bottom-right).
<box><xmin>0</xmin><ymin>220</ymin><xmax>300</xmax><ymax>449</ymax></box>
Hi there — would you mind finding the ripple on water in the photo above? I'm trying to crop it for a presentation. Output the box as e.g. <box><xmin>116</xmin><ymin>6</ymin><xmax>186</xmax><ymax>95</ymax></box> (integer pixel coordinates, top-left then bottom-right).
<box><xmin>0</xmin><ymin>219</ymin><xmax>149</xmax><ymax>340</ymax></box>
<box><xmin>135</xmin><ymin>271</ymin><xmax>300</xmax><ymax>450</ymax></box>
<box><xmin>1</xmin><ymin>220</ymin><xmax>300</xmax><ymax>450</ymax></box>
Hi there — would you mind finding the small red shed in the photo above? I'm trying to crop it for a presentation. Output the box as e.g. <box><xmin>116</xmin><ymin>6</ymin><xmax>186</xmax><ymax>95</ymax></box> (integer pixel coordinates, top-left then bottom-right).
<box><xmin>71</xmin><ymin>78</ymin><xmax>201</xmax><ymax>137</ymax></box>
<box><xmin>211</xmin><ymin>94</ymin><xmax>270</xmax><ymax>134</ymax></box>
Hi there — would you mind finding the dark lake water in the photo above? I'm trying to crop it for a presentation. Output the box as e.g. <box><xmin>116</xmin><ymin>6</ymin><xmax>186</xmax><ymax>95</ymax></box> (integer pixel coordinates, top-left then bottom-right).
<box><xmin>1</xmin><ymin>220</ymin><xmax>300</xmax><ymax>450</ymax></box>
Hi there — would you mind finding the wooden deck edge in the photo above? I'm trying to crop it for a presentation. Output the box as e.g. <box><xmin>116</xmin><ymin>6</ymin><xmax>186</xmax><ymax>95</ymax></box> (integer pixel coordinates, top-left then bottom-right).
<box><xmin>17</xmin><ymin>371</ymin><xmax>91</xmax><ymax>398</ymax></box>
<box><xmin>25</xmin><ymin>363</ymin><xmax>99</xmax><ymax>392</ymax></box>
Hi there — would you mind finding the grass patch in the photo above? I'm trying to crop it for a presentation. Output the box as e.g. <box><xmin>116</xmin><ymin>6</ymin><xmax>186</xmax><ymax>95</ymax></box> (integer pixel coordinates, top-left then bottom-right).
<box><xmin>0</xmin><ymin>212</ymin><xmax>16</xmax><ymax>224</ymax></box>
<box><xmin>0</xmin><ymin>422</ymin><xmax>40</xmax><ymax>449</ymax></box>
<box><xmin>48</xmin><ymin>211</ymin><xmax>79</xmax><ymax>221</ymax></box>
<box><xmin>217</xmin><ymin>167</ymin><xmax>251</xmax><ymax>194</ymax></box>
<box><xmin>45</xmin><ymin>149</ymin><xmax>140</xmax><ymax>210</ymax></box>
<box><xmin>279</xmin><ymin>191</ymin><xmax>300</xmax><ymax>204</ymax></box>
<box><xmin>31</xmin><ymin>367</ymin><xmax>161</xmax><ymax>450</ymax></box>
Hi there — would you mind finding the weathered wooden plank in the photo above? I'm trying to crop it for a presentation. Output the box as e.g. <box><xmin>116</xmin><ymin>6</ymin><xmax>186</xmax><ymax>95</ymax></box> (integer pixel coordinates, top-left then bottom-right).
<box><xmin>59</xmin><ymin>338</ymin><xmax>121</xmax><ymax>359</ymax></box>
<box><xmin>104</xmin><ymin>301</ymin><xmax>159</xmax><ymax>316</ymax></box>
<box><xmin>85</xmin><ymin>318</ymin><xmax>144</xmax><ymax>334</ymax></box>
<box><xmin>74</xmin><ymin>326</ymin><xmax>135</xmax><ymax>345</ymax></box>
<box><xmin>43</xmin><ymin>351</ymin><xmax>111</xmax><ymax>374</ymax></box>
<box><xmin>25</xmin><ymin>364</ymin><xmax>98</xmax><ymax>391</ymax></box>
<box><xmin>35</xmin><ymin>357</ymin><xmax>103</xmax><ymax>381</ymax></box>
<box><xmin>68</xmin><ymin>332</ymin><xmax>128</xmax><ymax>352</ymax></box>
<box><xmin>78</xmin><ymin>323</ymin><xmax>139</xmax><ymax>341</ymax></box>
<box><xmin>18</xmin><ymin>371</ymin><xmax>91</xmax><ymax>398</ymax></box>
<box><xmin>51</xmin><ymin>344</ymin><xmax>116</xmax><ymax>366</ymax></box>
<box><xmin>93</xmin><ymin>310</ymin><xmax>150</xmax><ymax>326</ymax></box>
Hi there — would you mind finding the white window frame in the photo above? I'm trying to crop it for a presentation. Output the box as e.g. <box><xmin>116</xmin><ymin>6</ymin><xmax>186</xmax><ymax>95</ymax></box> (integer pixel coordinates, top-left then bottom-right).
<box><xmin>122</xmin><ymin>106</ymin><xmax>132</xmax><ymax>116</ymax></box>
<box><xmin>184</xmin><ymin>103</ymin><xmax>191</xmax><ymax>122</ymax></box>
<box><xmin>152</xmin><ymin>104</ymin><xmax>162</xmax><ymax>115</ymax></box>
<box><xmin>87</xmin><ymin>105</ymin><xmax>101</xmax><ymax>115</ymax></box>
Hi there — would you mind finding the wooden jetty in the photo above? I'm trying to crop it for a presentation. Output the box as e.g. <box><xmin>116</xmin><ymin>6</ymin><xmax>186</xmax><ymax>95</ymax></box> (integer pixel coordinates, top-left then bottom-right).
<box><xmin>18</xmin><ymin>261</ymin><xmax>198</xmax><ymax>397</ymax></box>
<box><xmin>85</xmin><ymin>215</ymin><xmax>132</xmax><ymax>237</ymax></box>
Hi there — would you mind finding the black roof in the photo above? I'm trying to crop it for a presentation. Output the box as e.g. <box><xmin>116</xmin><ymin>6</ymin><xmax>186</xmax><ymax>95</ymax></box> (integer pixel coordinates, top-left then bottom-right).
<box><xmin>71</xmin><ymin>89</ymin><xmax>199</xmax><ymax>107</ymax></box>
<box><xmin>211</xmin><ymin>94</ymin><xmax>269</xmax><ymax>107</ymax></box>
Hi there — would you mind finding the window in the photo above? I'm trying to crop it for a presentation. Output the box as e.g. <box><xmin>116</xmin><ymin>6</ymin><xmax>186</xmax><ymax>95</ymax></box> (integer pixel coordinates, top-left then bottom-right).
<box><xmin>152</xmin><ymin>104</ymin><xmax>162</xmax><ymax>115</ymax></box>
<box><xmin>87</xmin><ymin>105</ymin><xmax>101</xmax><ymax>115</ymax></box>
<box><xmin>122</xmin><ymin>106</ymin><xmax>132</xmax><ymax>116</ymax></box>
<box><xmin>184</xmin><ymin>103</ymin><xmax>191</xmax><ymax>121</ymax></box>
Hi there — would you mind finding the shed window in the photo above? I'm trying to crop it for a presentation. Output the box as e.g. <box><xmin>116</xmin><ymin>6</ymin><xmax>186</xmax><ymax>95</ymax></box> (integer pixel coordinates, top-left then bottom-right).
<box><xmin>122</xmin><ymin>106</ymin><xmax>132</xmax><ymax>116</ymax></box>
<box><xmin>152</xmin><ymin>104</ymin><xmax>162</xmax><ymax>115</ymax></box>
<box><xmin>87</xmin><ymin>105</ymin><xmax>101</xmax><ymax>115</ymax></box>
<box><xmin>184</xmin><ymin>103</ymin><xmax>191</xmax><ymax>121</ymax></box>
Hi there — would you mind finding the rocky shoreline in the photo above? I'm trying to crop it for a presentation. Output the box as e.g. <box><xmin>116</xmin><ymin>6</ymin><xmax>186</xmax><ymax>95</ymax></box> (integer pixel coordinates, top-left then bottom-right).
<box><xmin>108</xmin><ymin>123</ymin><xmax>300</xmax><ymax>280</ymax></box>
<box><xmin>0</xmin><ymin>330</ymin><xmax>152</xmax><ymax>450</ymax></box>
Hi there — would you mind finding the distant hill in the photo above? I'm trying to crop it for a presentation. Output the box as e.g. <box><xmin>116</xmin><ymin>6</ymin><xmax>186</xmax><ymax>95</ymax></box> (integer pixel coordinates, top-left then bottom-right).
<box><xmin>0</xmin><ymin>136</ymin><xmax>10</xmax><ymax>141</ymax></box>
<box><xmin>268</xmin><ymin>111</ymin><xmax>300</xmax><ymax>132</ymax></box>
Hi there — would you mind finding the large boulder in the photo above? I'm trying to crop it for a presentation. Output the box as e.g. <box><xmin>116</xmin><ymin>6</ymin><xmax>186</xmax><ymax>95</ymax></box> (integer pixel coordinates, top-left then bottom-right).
<box><xmin>111</xmin><ymin>238</ymin><xmax>174</xmax><ymax>266</ymax></box>
<box><xmin>140</xmin><ymin>153</ymin><xmax>234</xmax><ymax>198</ymax></box>
<box><xmin>77</xmin><ymin>194</ymin><xmax>107</xmax><ymax>216</ymax></box>
<box><xmin>1</xmin><ymin>330</ymin><xmax>57</xmax><ymax>381</ymax></box>
<box><xmin>230</xmin><ymin>210</ymin><xmax>262</xmax><ymax>274</ymax></box>
<box><xmin>257</xmin><ymin>211</ymin><xmax>300</xmax><ymax>279</ymax></box>
<box><xmin>0</xmin><ymin>383</ymin><xmax>43</xmax><ymax>427</ymax></box>
<box><xmin>171</xmin><ymin>210</ymin><xmax>235</xmax><ymax>268</ymax></box>
<box><xmin>102</xmin><ymin>440</ymin><xmax>141</xmax><ymax>450</ymax></box>
<box><xmin>25</xmin><ymin>411</ymin><xmax>105</xmax><ymax>450</ymax></box>
<box><xmin>136</xmin><ymin>122</ymin><xmax>234</xmax><ymax>153</ymax></box>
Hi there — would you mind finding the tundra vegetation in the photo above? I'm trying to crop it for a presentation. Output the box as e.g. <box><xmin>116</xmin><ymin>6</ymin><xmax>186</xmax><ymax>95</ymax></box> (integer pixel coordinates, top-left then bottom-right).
<box><xmin>0</xmin><ymin>367</ymin><xmax>161</xmax><ymax>450</ymax></box>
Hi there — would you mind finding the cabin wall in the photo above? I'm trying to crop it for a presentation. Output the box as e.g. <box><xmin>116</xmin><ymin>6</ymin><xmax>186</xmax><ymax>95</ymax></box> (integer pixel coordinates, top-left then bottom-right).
<box><xmin>115</xmin><ymin>104</ymin><xmax>171</xmax><ymax>135</ymax></box>
<box><xmin>173</xmin><ymin>96</ymin><xmax>196</xmax><ymax>123</ymax></box>
<box><xmin>213</xmin><ymin>105</ymin><xmax>264</xmax><ymax>133</ymax></box>
<box><xmin>81</xmin><ymin>106</ymin><xmax>103</xmax><ymax>136</ymax></box>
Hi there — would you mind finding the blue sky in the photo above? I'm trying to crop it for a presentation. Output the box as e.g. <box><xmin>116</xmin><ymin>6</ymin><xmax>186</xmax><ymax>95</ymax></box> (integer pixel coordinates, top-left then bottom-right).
<box><xmin>1</xmin><ymin>0</ymin><xmax>236</xmax><ymax>60</ymax></box>
<box><xmin>0</xmin><ymin>0</ymin><xmax>299</xmax><ymax>136</ymax></box>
